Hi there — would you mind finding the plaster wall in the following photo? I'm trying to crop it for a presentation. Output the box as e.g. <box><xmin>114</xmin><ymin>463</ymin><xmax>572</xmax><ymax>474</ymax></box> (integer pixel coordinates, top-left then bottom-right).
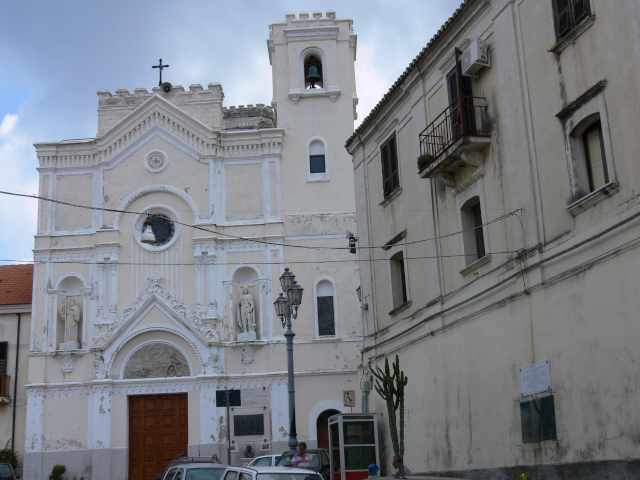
<box><xmin>347</xmin><ymin>0</ymin><xmax>640</xmax><ymax>478</ymax></box>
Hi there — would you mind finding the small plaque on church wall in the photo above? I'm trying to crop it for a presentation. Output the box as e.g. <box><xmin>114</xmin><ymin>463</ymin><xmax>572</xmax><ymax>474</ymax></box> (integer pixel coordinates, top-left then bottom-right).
<box><xmin>241</xmin><ymin>388</ymin><xmax>270</xmax><ymax>407</ymax></box>
<box><xmin>234</xmin><ymin>414</ymin><xmax>265</xmax><ymax>436</ymax></box>
<box><xmin>520</xmin><ymin>359</ymin><xmax>551</xmax><ymax>396</ymax></box>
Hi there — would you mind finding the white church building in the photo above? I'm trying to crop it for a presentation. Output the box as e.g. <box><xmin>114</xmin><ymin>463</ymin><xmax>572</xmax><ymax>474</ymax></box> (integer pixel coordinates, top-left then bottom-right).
<box><xmin>26</xmin><ymin>12</ymin><xmax>362</xmax><ymax>480</ymax></box>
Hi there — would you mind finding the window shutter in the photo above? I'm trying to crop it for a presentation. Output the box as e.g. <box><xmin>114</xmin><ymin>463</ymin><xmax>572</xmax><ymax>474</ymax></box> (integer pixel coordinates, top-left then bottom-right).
<box><xmin>388</xmin><ymin>136</ymin><xmax>399</xmax><ymax>192</ymax></box>
<box><xmin>0</xmin><ymin>342</ymin><xmax>7</xmax><ymax>374</ymax></box>
<box><xmin>381</xmin><ymin>142</ymin><xmax>392</xmax><ymax>196</ymax></box>
<box><xmin>572</xmin><ymin>0</ymin><xmax>590</xmax><ymax>24</ymax></box>
<box><xmin>553</xmin><ymin>0</ymin><xmax>572</xmax><ymax>39</ymax></box>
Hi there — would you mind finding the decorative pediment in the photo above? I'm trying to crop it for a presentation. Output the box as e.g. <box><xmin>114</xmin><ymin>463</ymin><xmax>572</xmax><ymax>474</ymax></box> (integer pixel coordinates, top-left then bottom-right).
<box><xmin>37</xmin><ymin>94</ymin><xmax>284</xmax><ymax>170</ymax></box>
<box><xmin>93</xmin><ymin>272</ymin><xmax>219</xmax><ymax>349</ymax></box>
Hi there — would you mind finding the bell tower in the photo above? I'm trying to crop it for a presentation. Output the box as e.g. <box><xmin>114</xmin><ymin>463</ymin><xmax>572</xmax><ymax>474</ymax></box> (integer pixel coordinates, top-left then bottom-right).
<box><xmin>268</xmin><ymin>11</ymin><xmax>358</xmax><ymax>215</ymax></box>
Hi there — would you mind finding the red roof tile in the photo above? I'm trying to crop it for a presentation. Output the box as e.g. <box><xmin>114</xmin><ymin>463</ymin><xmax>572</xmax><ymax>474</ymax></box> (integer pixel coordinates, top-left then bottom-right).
<box><xmin>0</xmin><ymin>264</ymin><xmax>34</xmax><ymax>305</ymax></box>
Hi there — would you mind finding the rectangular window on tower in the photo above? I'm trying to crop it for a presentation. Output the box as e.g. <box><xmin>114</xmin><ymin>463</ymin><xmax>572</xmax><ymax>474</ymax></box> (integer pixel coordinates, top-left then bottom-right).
<box><xmin>317</xmin><ymin>296</ymin><xmax>336</xmax><ymax>336</ymax></box>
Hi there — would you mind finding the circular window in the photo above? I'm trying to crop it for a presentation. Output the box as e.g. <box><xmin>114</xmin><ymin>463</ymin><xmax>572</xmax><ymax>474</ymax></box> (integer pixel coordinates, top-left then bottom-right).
<box><xmin>135</xmin><ymin>208</ymin><xmax>180</xmax><ymax>251</ymax></box>
<box><xmin>147</xmin><ymin>214</ymin><xmax>174</xmax><ymax>246</ymax></box>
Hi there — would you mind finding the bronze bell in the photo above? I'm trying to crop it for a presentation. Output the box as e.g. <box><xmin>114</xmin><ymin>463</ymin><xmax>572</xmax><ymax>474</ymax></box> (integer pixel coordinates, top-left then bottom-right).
<box><xmin>306</xmin><ymin>65</ymin><xmax>322</xmax><ymax>88</ymax></box>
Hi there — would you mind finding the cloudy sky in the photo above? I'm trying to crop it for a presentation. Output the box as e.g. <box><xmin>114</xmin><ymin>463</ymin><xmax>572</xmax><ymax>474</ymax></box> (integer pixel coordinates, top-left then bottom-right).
<box><xmin>0</xmin><ymin>0</ymin><xmax>461</xmax><ymax>264</ymax></box>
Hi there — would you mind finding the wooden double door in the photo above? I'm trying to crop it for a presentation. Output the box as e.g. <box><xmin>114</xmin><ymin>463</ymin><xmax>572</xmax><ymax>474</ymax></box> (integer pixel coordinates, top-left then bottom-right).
<box><xmin>129</xmin><ymin>393</ymin><xmax>188</xmax><ymax>480</ymax></box>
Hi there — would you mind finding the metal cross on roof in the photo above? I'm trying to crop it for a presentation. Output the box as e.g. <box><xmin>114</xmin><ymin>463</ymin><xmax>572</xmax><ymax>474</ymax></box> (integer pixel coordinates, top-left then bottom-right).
<box><xmin>152</xmin><ymin>58</ymin><xmax>170</xmax><ymax>86</ymax></box>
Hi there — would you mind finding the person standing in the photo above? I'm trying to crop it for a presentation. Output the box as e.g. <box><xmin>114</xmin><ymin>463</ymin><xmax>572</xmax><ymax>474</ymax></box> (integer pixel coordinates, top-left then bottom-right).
<box><xmin>392</xmin><ymin>456</ymin><xmax>411</xmax><ymax>477</ymax></box>
<box><xmin>291</xmin><ymin>442</ymin><xmax>312</xmax><ymax>469</ymax></box>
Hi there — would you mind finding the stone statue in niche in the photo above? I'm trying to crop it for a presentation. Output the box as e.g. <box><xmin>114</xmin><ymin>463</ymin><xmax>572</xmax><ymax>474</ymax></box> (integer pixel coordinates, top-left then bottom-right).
<box><xmin>237</xmin><ymin>287</ymin><xmax>256</xmax><ymax>341</ymax></box>
<box><xmin>60</xmin><ymin>296</ymin><xmax>81</xmax><ymax>350</ymax></box>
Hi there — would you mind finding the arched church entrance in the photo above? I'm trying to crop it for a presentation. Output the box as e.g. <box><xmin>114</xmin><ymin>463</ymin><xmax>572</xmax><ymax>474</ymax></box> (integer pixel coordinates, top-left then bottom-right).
<box><xmin>128</xmin><ymin>393</ymin><xmax>188</xmax><ymax>480</ymax></box>
<box><xmin>316</xmin><ymin>409</ymin><xmax>340</xmax><ymax>451</ymax></box>
<box><xmin>123</xmin><ymin>342</ymin><xmax>192</xmax><ymax>479</ymax></box>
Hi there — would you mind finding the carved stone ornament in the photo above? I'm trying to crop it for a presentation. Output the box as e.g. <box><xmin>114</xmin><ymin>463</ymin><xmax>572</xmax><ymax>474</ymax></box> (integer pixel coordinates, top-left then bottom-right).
<box><xmin>94</xmin><ymin>354</ymin><xmax>107</xmax><ymax>379</ymax></box>
<box><xmin>200</xmin><ymin>353</ymin><xmax>222</xmax><ymax>375</ymax></box>
<box><xmin>92</xmin><ymin>272</ymin><xmax>219</xmax><ymax>348</ymax></box>
<box><xmin>60</xmin><ymin>353</ymin><xmax>75</xmax><ymax>374</ymax></box>
<box><xmin>144</xmin><ymin>150</ymin><xmax>168</xmax><ymax>173</ymax></box>
<box><xmin>123</xmin><ymin>343</ymin><xmax>190</xmax><ymax>379</ymax></box>
<box><xmin>240</xmin><ymin>344</ymin><xmax>254</xmax><ymax>365</ymax></box>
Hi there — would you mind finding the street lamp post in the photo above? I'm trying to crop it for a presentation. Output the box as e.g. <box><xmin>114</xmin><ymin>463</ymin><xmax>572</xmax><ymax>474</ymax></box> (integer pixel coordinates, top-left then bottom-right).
<box><xmin>273</xmin><ymin>268</ymin><xmax>304</xmax><ymax>455</ymax></box>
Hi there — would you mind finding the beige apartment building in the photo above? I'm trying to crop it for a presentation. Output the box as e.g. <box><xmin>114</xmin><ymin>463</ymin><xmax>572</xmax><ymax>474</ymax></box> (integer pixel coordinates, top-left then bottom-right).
<box><xmin>0</xmin><ymin>264</ymin><xmax>32</xmax><ymax>478</ymax></box>
<box><xmin>347</xmin><ymin>1</ymin><xmax>640</xmax><ymax>479</ymax></box>
<box><xmin>25</xmin><ymin>12</ymin><xmax>362</xmax><ymax>480</ymax></box>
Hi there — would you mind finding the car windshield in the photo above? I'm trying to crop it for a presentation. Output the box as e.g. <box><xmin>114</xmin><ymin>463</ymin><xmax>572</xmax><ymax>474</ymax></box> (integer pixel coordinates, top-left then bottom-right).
<box><xmin>257</xmin><ymin>474</ymin><xmax>320</xmax><ymax>480</ymax></box>
<box><xmin>186</xmin><ymin>468</ymin><xmax>226</xmax><ymax>480</ymax></box>
<box><xmin>0</xmin><ymin>464</ymin><xmax>13</xmax><ymax>473</ymax></box>
<box><xmin>249</xmin><ymin>457</ymin><xmax>273</xmax><ymax>467</ymax></box>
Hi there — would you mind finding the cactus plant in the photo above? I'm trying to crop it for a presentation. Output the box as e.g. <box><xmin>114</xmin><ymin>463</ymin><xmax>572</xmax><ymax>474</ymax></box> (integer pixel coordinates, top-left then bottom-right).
<box><xmin>372</xmin><ymin>355</ymin><xmax>408</xmax><ymax>477</ymax></box>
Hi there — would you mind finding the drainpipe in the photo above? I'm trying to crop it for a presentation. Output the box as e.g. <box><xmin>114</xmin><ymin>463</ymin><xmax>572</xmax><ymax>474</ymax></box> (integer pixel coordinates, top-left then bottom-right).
<box><xmin>11</xmin><ymin>312</ymin><xmax>21</xmax><ymax>452</ymax></box>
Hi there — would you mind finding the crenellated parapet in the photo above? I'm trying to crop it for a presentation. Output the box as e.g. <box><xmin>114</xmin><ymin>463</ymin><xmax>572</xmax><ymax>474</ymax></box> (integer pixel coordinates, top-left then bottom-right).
<box><xmin>97</xmin><ymin>83</ymin><xmax>225</xmax><ymax>135</ymax></box>
<box><xmin>223</xmin><ymin>104</ymin><xmax>276</xmax><ymax>130</ymax></box>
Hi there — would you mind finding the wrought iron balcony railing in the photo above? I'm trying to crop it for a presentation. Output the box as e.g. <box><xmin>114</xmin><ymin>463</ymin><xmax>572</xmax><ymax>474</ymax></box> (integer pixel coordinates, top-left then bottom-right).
<box><xmin>419</xmin><ymin>95</ymin><xmax>490</xmax><ymax>167</ymax></box>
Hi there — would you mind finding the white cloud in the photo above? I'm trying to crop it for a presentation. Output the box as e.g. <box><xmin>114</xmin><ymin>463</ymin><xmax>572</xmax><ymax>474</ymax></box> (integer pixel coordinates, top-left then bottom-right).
<box><xmin>0</xmin><ymin>114</ymin><xmax>18</xmax><ymax>137</ymax></box>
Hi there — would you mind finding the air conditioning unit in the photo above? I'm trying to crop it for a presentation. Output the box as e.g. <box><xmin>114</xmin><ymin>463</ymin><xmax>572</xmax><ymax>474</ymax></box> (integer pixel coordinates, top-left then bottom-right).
<box><xmin>461</xmin><ymin>39</ymin><xmax>490</xmax><ymax>77</ymax></box>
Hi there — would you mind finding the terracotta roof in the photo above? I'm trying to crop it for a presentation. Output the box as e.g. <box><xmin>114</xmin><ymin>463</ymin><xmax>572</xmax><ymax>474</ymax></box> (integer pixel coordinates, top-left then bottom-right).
<box><xmin>347</xmin><ymin>0</ymin><xmax>471</xmax><ymax>148</ymax></box>
<box><xmin>0</xmin><ymin>264</ymin><xmax>34</xmax><ymax>305</ymax></box>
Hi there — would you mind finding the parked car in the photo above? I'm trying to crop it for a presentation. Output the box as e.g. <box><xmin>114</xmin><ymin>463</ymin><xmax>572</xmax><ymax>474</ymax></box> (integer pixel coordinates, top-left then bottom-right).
<box><xmin>275</xmin><ymin>449</ymin><xmax>330</xmax><ymax>480</ymax></box>
<box><xmin>221</xmin><ymin>465</ymin><xmax>323</xmax><ymax>480</ymax></box>
<box><xmin>155</xmin><ymin>455</ymin><xmax>227</xmax><ymax>480</ymax></box>
<box><xmin>0</xmin><ymin>463</ymin><xmax>19</xmax><ymax>480</ymax></box>
<box><xmin>247</xmin><ymin>455</ymin><xmax>281</xmax><ymax>467</ymax></box>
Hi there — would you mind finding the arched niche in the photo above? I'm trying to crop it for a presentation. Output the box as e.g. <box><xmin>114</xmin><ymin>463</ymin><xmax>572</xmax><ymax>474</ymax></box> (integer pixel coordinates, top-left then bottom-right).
<box><xmin>56</xmin><ymin>275</ymin><xmax>86</xmax><ymax>350</ymax></box>
<box><xmin>231</xmin><ymin>266</ymin><xmax>261</xmax><ymax>341</ymax></box>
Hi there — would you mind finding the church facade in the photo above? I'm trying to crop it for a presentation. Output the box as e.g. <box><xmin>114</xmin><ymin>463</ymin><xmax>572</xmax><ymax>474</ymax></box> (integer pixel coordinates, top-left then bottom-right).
<box><xmin>26</xmin><ymin>12</ymin><xmax>361</xmax><ymax>480</ymax></box>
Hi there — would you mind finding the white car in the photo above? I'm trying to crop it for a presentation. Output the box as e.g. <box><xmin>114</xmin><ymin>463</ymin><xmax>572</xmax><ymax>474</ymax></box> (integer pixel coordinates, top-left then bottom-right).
<box><xmin>247</xmin><ymin>455</ymin><xmax>281</xmax><ymax>467</ymax></box>
<box><xmin>221</xmin><ymin>465</ymin><xmax>323</xmax><ymax>480</ymax></box>
<box><xmin>156</xmin><ymin>460</ymin><xmax>227</xmax><ymax>480</ymax></box>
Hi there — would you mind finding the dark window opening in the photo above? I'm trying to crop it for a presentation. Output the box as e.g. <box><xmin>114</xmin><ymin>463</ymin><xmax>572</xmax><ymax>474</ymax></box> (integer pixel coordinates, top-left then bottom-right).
<box><xmin>305</xmin><ymin>55</ymin><xmax>323</xmax><ymax>89</ymax></box>
<box><xmin>317</xmin><ymin>296</ymin><xmax>335</xmax><ymax>336</ymax></box>
<box><xmin>583</xmin><ymin>121</ymin><xmax>608</xmax><ymax>192</ymax></box>
<box><xmin>381</xmin><ymin>134</ymin><xmax>400</xmax><ymax>197</ymax></box>
<box><xmin>471</xmin><ymin>204</ymin><xmax>486</xmax><ymax>259</ymax></box>
<box><xmin>310</xmin><ymin>155</ymin><xmax>326</xmax><ymax>174</ymax></box>
<box><xmin>390</xmin><ymin>251</ymin><xmax>408</xmax><ymax>308</ymax></box>
<box><xmin>149</xmin><ymin>215</ymin><xmax>174</xmax><ymax>246</ymax></box>
<box><xmin>521</xmin><ymin>395</ymin><xmax>557</xmax><ymax>443</ymax></box>
<box><xmin>447</xmin><ymin>51</ymin><xmax>475</xmax><ymax>138</ymax></box>
<box><xmin>461</xmin><ymin>197</ymin><xmax>486</xmax><ymax>266</ymax></box>
<box><xmin>552</xmin><ymin>0</ymin><xmax>591</xmax><ymax>40</ymax></box>
<box><xmin>0</xmin><ymin>342</ymin><xmax>7</xmax><ymax>374</ymax></box>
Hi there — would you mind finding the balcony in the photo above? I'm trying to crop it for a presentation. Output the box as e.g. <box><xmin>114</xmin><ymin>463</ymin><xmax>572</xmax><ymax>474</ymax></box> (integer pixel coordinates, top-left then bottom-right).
<box><xmin>418</xmin><ymin>96</ymin><xmax>491</xmax><ymax>186</ymax></box>
<box><xmin>0</xmin><ymin>374</ymin><xmax>10</xmax><ymax>404</ymax></box>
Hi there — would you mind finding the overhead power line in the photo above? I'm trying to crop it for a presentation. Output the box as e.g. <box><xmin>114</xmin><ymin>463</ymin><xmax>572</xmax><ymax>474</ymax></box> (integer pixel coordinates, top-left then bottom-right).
<box><xmin>0</xmin><ymin>189</ymin><xmax>523</xmax><ymax>252</ymax></box>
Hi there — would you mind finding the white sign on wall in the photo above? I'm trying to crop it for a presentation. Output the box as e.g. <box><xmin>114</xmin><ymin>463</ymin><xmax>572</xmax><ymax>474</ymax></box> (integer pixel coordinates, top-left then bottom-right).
<box><xmin>520</xmin><ymin>359</ymin><xmax>551</xmax><ymax>396</ymax></box>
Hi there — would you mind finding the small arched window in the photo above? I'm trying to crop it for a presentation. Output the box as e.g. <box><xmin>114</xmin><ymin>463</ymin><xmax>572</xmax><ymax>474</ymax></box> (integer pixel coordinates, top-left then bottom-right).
<box><xmin>304</xmin><ymin>54</ymin><xmax>324</xmax><ymax>89</ymax></box>
<box><xmin>315</xmin><ymin>278</ymin><xmax>337</xmax><ymax>337</ymax></box>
